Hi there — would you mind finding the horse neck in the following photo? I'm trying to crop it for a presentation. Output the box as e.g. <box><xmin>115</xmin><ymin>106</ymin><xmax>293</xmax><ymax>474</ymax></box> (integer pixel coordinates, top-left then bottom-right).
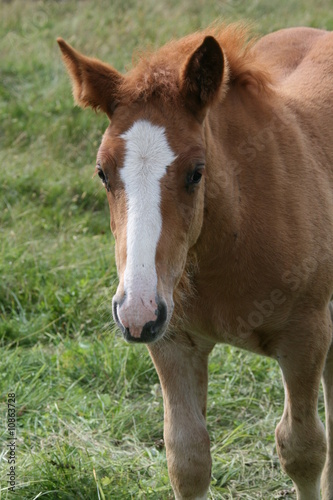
<box><xmin>196</xmin><ymin>87</ymin><xmax>285</xmax><ymax>273</ymax></box>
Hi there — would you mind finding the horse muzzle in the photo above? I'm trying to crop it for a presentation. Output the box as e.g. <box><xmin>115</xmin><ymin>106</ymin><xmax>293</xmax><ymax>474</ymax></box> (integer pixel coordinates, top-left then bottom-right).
<box><xmin>112</xmin><ymin>294</ymin><xmax>170</xmax><ymax>343</ymax></box>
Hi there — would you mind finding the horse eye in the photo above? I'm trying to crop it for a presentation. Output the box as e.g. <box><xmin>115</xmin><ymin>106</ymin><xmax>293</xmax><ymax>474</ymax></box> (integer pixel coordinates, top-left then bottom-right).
<box><xmin>97</xmin><ymin>168</ymin><xmax>106</xmax><ymax>183</ymax></box>
<box><xmin>188</xmin><ymin>165</ymin><xmax>204</xmax><ymax>186</ymax></box>
<box><xmin>190</xmin><ymin>170</ymin><xmax>203</xmax><ymax>184</ymax></box>
<box><xmin>96</xmin><ymin>165</ymin><xmax>110</xmax><ymax>191</ymax></box>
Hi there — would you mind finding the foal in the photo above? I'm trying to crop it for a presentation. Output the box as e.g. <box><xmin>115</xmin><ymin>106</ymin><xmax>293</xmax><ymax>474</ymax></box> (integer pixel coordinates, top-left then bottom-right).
<box><xmin>58</xmin><ymin>24</ymin><xmax>333</xmax><ymax>499</ymax></box>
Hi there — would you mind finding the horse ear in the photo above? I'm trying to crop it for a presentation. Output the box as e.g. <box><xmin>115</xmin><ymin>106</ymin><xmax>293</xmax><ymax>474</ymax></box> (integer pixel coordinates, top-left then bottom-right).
<box><xmin>181</xmin><ymin>36</ymin><xmax>224</xmax><ymax>121</ymax></box>
<box><xmin>57</xmin><ymin>38</ymin><xmax>123</xmax><ymax>119</ymax></box>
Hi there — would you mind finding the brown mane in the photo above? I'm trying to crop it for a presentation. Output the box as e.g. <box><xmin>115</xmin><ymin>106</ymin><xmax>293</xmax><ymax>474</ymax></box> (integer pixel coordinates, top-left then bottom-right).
<box><xmin>119</xmin><ymin>22</ymin><xmax>274</xmax><ymax>104</ymax></box>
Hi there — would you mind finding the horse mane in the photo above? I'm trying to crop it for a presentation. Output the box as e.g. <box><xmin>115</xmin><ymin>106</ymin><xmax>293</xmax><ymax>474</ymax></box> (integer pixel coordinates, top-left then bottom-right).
<box><xmin>120</xmin><ymin>22</ymin><xmax>273</xmax><ymax>104</ymax></box>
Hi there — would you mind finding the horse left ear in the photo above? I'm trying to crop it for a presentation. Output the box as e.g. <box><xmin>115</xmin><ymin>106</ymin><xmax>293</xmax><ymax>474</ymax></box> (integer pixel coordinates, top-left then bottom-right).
<box><xmin>181</xmin><ymin>36</ymin><xmax>224</xmax><ymax>121</ymax></box>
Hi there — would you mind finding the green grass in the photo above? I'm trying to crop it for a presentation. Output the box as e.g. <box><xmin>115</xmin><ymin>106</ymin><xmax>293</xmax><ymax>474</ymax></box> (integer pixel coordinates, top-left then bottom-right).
<box><xmin>0</xmin><ymin>0</ymin><xmax>331</xmax><ymax>498</ymax></box>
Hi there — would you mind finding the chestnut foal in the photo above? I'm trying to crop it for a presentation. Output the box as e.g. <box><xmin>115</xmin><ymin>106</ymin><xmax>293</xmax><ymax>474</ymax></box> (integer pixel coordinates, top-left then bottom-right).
<box><xmin>58</xmin><ymin>24</ymin><xmax>333</xmax><ymax>499</ymax></box>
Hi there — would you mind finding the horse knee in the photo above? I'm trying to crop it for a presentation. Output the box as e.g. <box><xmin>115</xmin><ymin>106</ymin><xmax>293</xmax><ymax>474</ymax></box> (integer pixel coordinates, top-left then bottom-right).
<box><xmin>275</xmin><ymin>417</ymin><xmax>327</xmax><ymax>485</ymax></box>
<box><xmin>165</xmin><ymin>423</ymin><xmax>211</xmax><ymax>499</ymax></box>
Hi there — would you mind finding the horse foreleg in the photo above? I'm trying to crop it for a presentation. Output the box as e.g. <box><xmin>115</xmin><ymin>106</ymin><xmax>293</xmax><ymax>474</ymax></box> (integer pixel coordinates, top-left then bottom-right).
<box><xmin>321</xmin><ymin>302</ymin><xmax>333</xmax><ymax>500</ymax></box>
<box><xmin>148</xmin><ymin>334</ymin><xmax>214</xmax><ymax>500</ymax></box>
<box><xmin>275</xmin><ymin>313</ymin><xmax>331</xmax><ymax>500</ymax></box>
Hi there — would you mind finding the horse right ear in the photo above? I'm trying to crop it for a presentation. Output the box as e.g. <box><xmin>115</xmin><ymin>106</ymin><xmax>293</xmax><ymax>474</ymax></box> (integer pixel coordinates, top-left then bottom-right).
<box><xmin>181</xmin><ymin>36</ymin><xmax>224</xmax><ymax>121</ymax></box>
<box><xmin>57</xmin><ymin>38</ymin><xmax>123</xmax><ymax>119</ymax></box>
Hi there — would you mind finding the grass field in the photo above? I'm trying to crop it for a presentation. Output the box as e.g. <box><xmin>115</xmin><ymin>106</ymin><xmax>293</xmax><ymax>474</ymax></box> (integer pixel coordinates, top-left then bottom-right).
<box><xmin>1</xmin><ymin>0</ymin><xmax>333</xmax><ymax>498</ymax></box>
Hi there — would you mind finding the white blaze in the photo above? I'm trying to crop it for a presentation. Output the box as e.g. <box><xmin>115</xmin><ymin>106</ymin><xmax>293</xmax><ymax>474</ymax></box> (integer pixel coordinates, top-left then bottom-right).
<box><xmin>120</xmin><ymin>120</ymin><xmax>176</xmax><ymax>309</ymax></box>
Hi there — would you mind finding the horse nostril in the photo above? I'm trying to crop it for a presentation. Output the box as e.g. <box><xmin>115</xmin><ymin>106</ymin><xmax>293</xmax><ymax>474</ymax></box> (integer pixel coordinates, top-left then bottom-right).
<box><xmin>139</xmin><ymin>298</ymin><xmax>168</xmax><ymax>343</ymax></box>
<box><xmin>112</xmin><ymin>297</ymin><xmax>125</xmax><ymax>334</ymax></box>
<box><xmin>155</xmin><ymin>299</ymin><xmax>167</xmax><ymax>329</ymax></box>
